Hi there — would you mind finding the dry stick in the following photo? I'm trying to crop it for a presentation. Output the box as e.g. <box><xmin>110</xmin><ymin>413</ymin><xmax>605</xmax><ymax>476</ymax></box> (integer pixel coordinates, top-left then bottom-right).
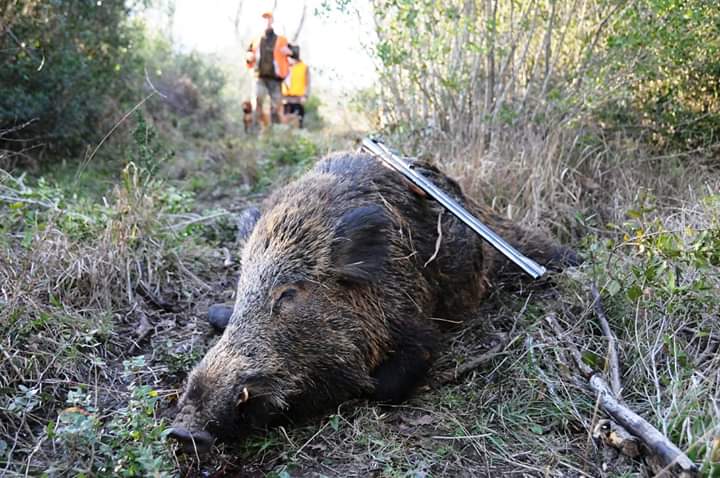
<box><xmin>76</xmin><ymin>69</ymin><xmax>167</xmax><ymax>180</ymax></box>
<box><xmin>435</xmin><ymin>334</ymin><xmax>509</xmax><ymax>386</ymax></box>
<box><xmin>423</xmin><ymin>211</ymin><xmax>443</xmax><ymax>267</ymax></box>
<box><xmin>590</xmin><ymin>283</ymin><xmax>622</xmax><ymax>399</ymax></box>
<box><xmin>544</xmin><ymin>314</ymin><xmax>698</xmax><ymax>477</ymax></box>
<box><xmin>291</xmin><ymin>2</ymin><xmax>307</xmax><ymax>43</ymax></box>
<box><xmin>136</xmin><ymin>280</ymin><xmax>177</xmax><ymax>313</ymax></box>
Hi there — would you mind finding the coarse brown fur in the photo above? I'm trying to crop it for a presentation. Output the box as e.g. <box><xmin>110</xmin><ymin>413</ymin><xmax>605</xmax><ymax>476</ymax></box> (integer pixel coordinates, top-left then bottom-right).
<box><xmin>171</xmin><ymin>152</ymin><xmax>576</xmax><ymax>451</ymax></box>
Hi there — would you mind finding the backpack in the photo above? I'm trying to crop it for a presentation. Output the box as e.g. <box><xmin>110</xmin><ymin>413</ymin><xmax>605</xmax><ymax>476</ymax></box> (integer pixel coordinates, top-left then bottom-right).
<box><xmin>258</xmin><ymin>32</ymin><xmax>278</xmax><ymax>79</ymax></box>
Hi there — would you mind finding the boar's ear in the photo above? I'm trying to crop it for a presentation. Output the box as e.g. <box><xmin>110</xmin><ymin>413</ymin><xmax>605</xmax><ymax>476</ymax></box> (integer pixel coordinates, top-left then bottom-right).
<box><xmin>237</xmin><ymin>207</ymin><xmax>261</xmax><ymax>245</ymax></box>
<box><xmin>331</xmin><ymin>205</ymin><xmax>390</xmax><ymax>283</ymax></box>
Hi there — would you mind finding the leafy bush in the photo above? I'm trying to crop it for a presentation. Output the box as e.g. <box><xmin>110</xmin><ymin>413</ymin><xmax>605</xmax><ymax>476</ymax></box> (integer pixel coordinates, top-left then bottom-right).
<box><xmin>367</xmin><ymin>0</ymin><xmax>617</xmax><ymax>146</ymax></box>
<box><xmin>140</xmin><ymin>32</ymin><xmax>230</xmax><ymax>140</ymax></box>
<box><xmin>46</xmin><ymin>357</ymin><xmax>174</xmax><ymax>477</ymax></box>
<box><xmin>603</xmin><ymin>1</ymin><xmax>720</xmax><ymax>150</ymax></box>
<box><xmin>0</xmin><ymin>115</ymin><xmax>211</xmax><ymax>475</ymax></box>
<box><xmin>254</xmin><ymin>130</ymin><xmax>320</xmax><ymax>190</ymax></box>
<box><xmin>352</xmin><ymin>0</ymin><xmax>719</xmax><ymax>155</ymax></box>
<box><xmin>302</xmin><ymin>95</ymin><xmax>325</xmax><ymax>131</ymax></box>
<box><xmin>0</xmin><ymin>0</ymin><xmax>146</xmax><ymax>156</ymax></box>
<box><xmin>574</xmin><ymin>193</ymin><xmax>720</xmax><ymax>474</ymax></box>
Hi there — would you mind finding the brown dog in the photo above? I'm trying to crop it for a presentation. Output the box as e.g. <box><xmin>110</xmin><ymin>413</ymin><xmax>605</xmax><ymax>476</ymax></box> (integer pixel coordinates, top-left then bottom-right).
<box><xmin>242</xmin><ymin>101</ymin><xmax>253</xmax><ymax>133</ymax></box>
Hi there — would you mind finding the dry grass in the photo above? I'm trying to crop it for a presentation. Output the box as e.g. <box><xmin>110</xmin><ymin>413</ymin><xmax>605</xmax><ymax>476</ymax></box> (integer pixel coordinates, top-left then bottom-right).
<box><xmin>1</xmin><ymin>124</ymin><xmax>719</xmax><ymax>477</ymax></box>
<box><xmin>0</xmin><ymin>163</ymin><xmax>224</xmax><ymax>475</ymax></box>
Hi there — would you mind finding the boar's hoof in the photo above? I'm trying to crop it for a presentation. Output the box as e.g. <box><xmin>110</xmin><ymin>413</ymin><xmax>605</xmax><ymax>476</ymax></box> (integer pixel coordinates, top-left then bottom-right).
<box><xmin>207</xmin><ymin>304</ymin><xmax>234</xmax><ymax>332</ymax></box>
<box><xmin>167</xmin><ymin>427</ymin><xmax>214</xmax><ymax>454</ymax></box>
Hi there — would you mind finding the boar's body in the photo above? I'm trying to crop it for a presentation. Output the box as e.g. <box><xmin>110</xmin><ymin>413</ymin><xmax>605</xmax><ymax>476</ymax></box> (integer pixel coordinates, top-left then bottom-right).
<box><xmin>171</xmin><ymin>152</ymin><xmax>569</xmax><ymax>451</ymax></box>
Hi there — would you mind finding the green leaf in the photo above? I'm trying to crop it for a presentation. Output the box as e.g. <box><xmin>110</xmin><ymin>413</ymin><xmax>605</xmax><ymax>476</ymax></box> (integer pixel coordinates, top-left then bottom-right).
<box><xmin>529</xmin><ymin>424</ymin><xmax>544</xmax><ymax>435</ymax></box>
<box><xmin>329</xmin><ymin>414</ymin><xmax>341</xmax><ymax>432</ymax></box>
<box><xmin>607</xmin><ymin>280</ymin><xmax>622</xmax><ymax>297</ymax></box>
<box><xmin>627</xmin><ymin>285</ymin><xmax>643</xmax><ymax>301</ymax></box>
<box><xmin>627</xmin><ymin>209</ymin><xmax>643</xmax><ymax>219</ymax></box>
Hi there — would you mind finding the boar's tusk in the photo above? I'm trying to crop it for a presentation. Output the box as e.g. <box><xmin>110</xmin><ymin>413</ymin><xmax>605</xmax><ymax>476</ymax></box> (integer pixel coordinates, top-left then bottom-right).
<box><xmin>237</xmin><ymin>387</ymin><xmax>250</xmax><ymax>406</ymax></box>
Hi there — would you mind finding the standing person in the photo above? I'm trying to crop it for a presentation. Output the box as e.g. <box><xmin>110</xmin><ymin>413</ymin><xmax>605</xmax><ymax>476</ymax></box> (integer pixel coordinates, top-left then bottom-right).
<box><xmin>245</xmin><ymin>11</ymin><xmax>292</xmax><ymax>128</ymax></box>
<box><xmin>282</xmin><ymin>45</ymin><xmax>311</xmax><ymax>128</ymax></box>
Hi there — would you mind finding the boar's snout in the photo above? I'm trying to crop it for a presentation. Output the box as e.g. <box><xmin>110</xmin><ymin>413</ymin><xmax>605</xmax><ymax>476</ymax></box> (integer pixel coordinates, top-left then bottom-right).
<box><xmin>167</xmin><ymin>426</ymin><xmax>214</xmax><ymax>454</ymax></box>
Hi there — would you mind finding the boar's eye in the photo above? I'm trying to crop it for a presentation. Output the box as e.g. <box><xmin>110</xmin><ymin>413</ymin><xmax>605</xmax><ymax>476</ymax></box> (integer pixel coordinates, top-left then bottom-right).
<box><xmin>271</xmin><ymin>285</ymin><xmax>299</xmax><ymax>313</ymax></box>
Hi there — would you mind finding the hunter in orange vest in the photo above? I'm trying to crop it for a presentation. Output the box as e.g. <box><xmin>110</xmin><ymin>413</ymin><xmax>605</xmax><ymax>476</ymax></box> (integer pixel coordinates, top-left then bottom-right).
<box><xmin>245</xmin><ymin>11</ymin><xmax>292</xmax><ymax>128</ymax></box>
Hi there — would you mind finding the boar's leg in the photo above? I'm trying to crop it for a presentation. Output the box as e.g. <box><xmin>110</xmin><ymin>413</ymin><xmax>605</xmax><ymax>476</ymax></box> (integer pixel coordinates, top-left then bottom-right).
<box><xmin>207</xmin><ymin>304</ymin><xmax>234</xmax><ymax>332</ymax></box>
<box><xmin>235</xmin><ymin>206</ymin><xmax>261</xmax><ymax>249</ymax></box>
<box><xmin>371</xmin><ymin>322</ymin><xmax>437</xmax><ymax>403</ymax></box>
<box><xmin>206</xmin><ymin>207</ymin><xmax>261</xmax><ymax>333</ymax></box>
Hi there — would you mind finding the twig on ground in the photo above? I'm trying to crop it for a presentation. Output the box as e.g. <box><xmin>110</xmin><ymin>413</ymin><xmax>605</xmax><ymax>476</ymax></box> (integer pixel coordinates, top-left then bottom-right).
<box><xmin>166</xmin><ymin>211</ymin><xmax>231</xmax><ymax>231</ymax></box>
<box><xmin>545</xmin><ymin>313</ymin><xmax>698</xmax><ymax>477</ymax></box>
<box><xmin>591</xmin><ymin>283</ymin><xmax>622</xmax><ymax>398</ymax></box>
<box><xmin>221</xmin><ymin>247</ymin><xmax>233</xmax><ymax>267</ymax></box>
<box><xmin>545</xmin><ymin>314</ymin><xmax>593</xmax><ymax>377</ymax></box>
<box><xmin>136</xmin><ymin>280</ymin><xmax>178</xmax><ymax>313</ymax></box>
<box><xmin>435</xmin><ymin>333</ymin><xmax>509</xmax><ymax>385</ymax></box>
<box><xmin>128</xmin><ymin>304</ymin><xmax>154</xmax><ymax>354</ymax></box>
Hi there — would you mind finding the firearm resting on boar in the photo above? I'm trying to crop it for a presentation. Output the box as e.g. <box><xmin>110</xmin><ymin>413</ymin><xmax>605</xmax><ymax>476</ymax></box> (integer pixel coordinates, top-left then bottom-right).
<box><xmin>169</xmin><ymin>152</ymin><xmax>575</xmax><ymax>453</ymax></box>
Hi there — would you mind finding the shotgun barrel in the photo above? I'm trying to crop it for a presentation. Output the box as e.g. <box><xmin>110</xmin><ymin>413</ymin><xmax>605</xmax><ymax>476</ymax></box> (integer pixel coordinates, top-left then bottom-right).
<box><xmin>361</xmin><ymin>137</ymin><xmax>546</xmax><ymax>279</ymax></box>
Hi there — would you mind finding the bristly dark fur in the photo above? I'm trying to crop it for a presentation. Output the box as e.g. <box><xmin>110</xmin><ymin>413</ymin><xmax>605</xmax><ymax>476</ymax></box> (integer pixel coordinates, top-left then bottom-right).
<box><xmin>172</xmin><ymin>152</ymin><xmax>575</xmax><ymax>446</ymax></box>
<box><xmin>332</xmin><ymin>205</ymin><xmax>391</xmax><ymax>283</ymax></box>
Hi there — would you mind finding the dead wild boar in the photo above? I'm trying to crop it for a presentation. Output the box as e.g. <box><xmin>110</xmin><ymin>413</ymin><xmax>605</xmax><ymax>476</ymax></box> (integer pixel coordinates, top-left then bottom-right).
<box><xmin>169</xmin><ymin>152</ymin><xmax>576</xmax><ymax>453</ymax></box>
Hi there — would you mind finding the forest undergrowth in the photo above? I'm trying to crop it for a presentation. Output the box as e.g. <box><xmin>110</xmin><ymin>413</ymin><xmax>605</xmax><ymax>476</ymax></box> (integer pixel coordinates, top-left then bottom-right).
<box><xmin>1</xmin><ymin>111</ymin><xmax>718</xmax><ymax>476</ymax></box>
<box><xmin>2</xmin><ymin>0</ymin><xmax>719</xmax><ymax>476</ymax></box>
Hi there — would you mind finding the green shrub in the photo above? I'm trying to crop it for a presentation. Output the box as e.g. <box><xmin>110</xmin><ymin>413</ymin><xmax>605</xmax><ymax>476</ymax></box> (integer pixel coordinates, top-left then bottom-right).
<box><xmin>0</xmin><ymin>115</ymin><xmax>207</xmax><ymax>475</ymax></box>
<box><xmin>302</xmin><ymin>95</ymin><xmax>325</xmax><ymax>131</ymax></box>
<box><xmin>46</xmin><ymin>357</ymin><xmax>175</xmax><ymax>477</ymax></box>
<box><xmin>603</xmin><ymin>1</ymin><xmax>720</xmax><ymax>150</ymax></box>
<box><xmin>0</xmin><ymin>0</ymin><xmax>146</xmax><ymax>156</ymax></box>
<box><xmin>254</xmin><ymin>130</ymin><xmax>320</xmax><ymax>190</ymax></box>
<box><xmin>575</xmin><ymin>193</ymin><xmax>720</xmax><ymax>474</ymax></box>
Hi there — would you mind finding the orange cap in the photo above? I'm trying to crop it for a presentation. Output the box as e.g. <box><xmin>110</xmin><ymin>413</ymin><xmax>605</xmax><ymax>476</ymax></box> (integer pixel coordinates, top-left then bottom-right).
<box><xmin>261</xmin><ymin>11</ymin><xmax>273</xmax><ymax>19</ymax></box>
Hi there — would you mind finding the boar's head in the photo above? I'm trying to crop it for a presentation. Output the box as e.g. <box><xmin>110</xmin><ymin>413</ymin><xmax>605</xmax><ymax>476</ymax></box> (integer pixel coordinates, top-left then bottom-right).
<box><xmin>170</xmin><ymin>178</ymin><xmax>395</xmax><ymax>453</ymax></box>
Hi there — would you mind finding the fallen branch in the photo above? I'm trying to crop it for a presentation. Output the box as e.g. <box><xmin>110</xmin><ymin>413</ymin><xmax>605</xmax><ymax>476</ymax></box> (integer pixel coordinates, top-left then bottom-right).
<box><xmin>435</xmin><ymin>333</ymin><xmax>508</xmax><ymax>385</ymax></box>
<box><xmin>136</xmin><ymin>280</ymin><xmax>178</xmax><ymax>313</ymax></box>
<box><xmin>593</xmin><ymin>418</ymin><xmax>641</xmax><ymax>458</ymax></box>
<box><xmin>591</xmin><ymin>283</ymin><xmax>622</xmax><ymax>398</ymax></box>
<box><xmin>545</xmin><ymin>314</ymin><xmax>698</xmax><ymax>477</ymax></box>
<box><xmin>590</xmin><ymin>375</ymin><xmax>698</xmax><ymax>477</ymax></box>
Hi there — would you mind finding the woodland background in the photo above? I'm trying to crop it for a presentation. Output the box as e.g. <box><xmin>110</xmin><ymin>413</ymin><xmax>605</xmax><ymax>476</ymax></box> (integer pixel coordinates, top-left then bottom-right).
<box><xmin>1</xmin><ymin>0</ymin><xmax>719</xmax><ymax>476</ymax></box>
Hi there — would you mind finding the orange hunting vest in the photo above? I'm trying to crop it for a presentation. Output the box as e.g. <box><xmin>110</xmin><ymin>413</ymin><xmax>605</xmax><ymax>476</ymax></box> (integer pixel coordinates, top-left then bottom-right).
<box><xmin>282</xmin><ymin>62</ymin><xmax>308</xmax><ymax>97</ymax></box>
<box><xmin>247</xmin><ymin>33</ymin><xmax>290</xmax><ymax>79</ymax></box>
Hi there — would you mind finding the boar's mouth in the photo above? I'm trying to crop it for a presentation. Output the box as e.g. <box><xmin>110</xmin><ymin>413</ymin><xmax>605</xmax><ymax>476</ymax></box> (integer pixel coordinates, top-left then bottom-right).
<box><xmin>167</xmin><ymin>426</ymin><xmax>215</xmax><ymax>455</ymax></box>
